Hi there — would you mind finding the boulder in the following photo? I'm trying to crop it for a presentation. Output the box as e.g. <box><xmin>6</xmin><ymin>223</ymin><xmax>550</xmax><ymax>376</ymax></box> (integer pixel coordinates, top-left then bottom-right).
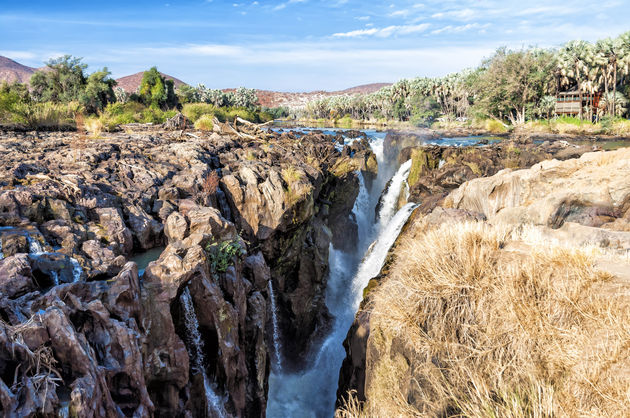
<box><xmin>0</xmin><ymin>254</ymin><xmax>35</xmax><ymax>298</ymax></box>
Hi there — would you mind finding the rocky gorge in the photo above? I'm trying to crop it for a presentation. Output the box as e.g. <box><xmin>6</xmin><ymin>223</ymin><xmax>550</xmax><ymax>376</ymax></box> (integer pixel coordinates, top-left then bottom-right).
<box><xmin>1</xmin><ymin>119</ymin><xmax>628</xmax><ymax>417</ymax></box>
<box><xmin>0</xmin><ymin>120</ymin><xmax>374</xmax><ymax>417</ymax></box>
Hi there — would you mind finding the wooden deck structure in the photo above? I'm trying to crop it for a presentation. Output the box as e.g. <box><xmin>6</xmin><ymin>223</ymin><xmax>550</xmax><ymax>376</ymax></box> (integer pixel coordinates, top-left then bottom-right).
<box><xmin>555</xmin><ymin>91</ymin><xmax>601</xmax><ymax>118</ymax></box>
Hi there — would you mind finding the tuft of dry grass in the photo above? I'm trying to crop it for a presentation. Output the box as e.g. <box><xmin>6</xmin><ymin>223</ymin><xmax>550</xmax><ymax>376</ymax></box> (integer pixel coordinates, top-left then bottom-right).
<box><xmin>194</xmin><ymin>114</ymin><xmax>214</xmax><ymax>131</ymax></box>
<box><xmin>339</xmin><ymin>221</ymin><xmax>630</xmax><ymax>417</ymax></box>
<box><xmin>85</xmin><ymin>117</ymin><xmax>104</xmax><ymax>138</ymax></box>
<box><xmin>281</xmin><ymin>165</ymin><xmax>303</xmax><ymax>184</ymax></box>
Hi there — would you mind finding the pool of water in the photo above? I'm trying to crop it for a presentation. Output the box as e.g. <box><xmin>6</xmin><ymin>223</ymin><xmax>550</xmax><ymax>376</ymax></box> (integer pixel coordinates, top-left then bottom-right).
<box><xmin>130</xmin><ymin>247</ymin><xmax>165</xmax><ymax>276</ymax></box>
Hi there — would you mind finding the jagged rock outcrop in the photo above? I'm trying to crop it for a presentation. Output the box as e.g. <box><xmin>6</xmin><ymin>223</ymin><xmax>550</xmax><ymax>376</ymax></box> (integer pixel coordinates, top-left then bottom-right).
<box><xmin>0</xmin><ymin>124</ymin><xmax>372</xmax><ymax>415</ymax></box>
<box><xmin>444</xmin><ymin>147</ymin><xmax>630</xmax><ymax>241</ymax></box>
<box><xmin>391</xmin><ymin>139</ymin><xmax>593</xmax><ymax>214</ymax></box>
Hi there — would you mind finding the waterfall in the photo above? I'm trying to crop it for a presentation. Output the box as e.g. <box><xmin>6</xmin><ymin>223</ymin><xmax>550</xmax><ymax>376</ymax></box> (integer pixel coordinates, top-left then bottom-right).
<box><xmin>377</xmin><ymin>160</ymin><xmax>412</xmax><ymax>229</ymax></box>
<box><xmin>0</xmin><ymin>238</ymin><xmax>4</xmax><ymax>260</ymax></box>
<box><xmin>180</xmin><ymin>287</ymin><xmax>226</xmax><ymax>418</ymax></box>
<box><xmin>267</xmin><ymin>128</ymin><xmax>416</xmax><ymax>416</ymax></box>
<box><xmin>50</xmin><ymin>271</ymin><xmax>60</xmax><ymax>286</ymax></box>
<box><xmin>267</xmin><ymin>280</ymin><xmax>284</xmax><ymax>372</ymax></box>
<box><xmin>351</xmin><ymin>203</ymin><xmax>417</xmax><ymax>307</ymax></box>
<box><xmin>70</xmin><ymin>258</ymin><xmax>82</xmax><ymax>282</ymax></box>
<box><xmin>27</xmin><ymin>234</ymin><xmax>44</xmax><ymax>255</ymax></box>
<box><xmin>353</xmin><ymin>172</ymin><xmax>372</xmax><ymax>251</ymax></box>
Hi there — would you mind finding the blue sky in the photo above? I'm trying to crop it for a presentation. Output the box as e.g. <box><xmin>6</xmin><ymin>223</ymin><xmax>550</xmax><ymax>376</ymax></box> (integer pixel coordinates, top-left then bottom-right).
<box><xmin>1</xmin><ymin>0</ymin><xmax>629</xmax><ymax>91</ymax></box>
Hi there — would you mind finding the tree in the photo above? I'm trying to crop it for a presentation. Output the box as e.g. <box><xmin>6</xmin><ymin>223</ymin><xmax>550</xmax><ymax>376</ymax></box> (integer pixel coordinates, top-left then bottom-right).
<box><xmin>176</xmin><ymin>84</ymin><xmax>196</xmax><ymax>104</ymax></box>
<box><xmin>80</xmin><ymin>68</ymin><xmax>116</xmax><ymax>113</ymax></box>
<box><xmin>30</xmin><ymin>55</ymin><xmax>87</xmax><ymax>103</ymax></box>
<box><xmin>232</xmin><ymin>87</ymin><xmax>259</xmax><ymax>109</ymax></box>
<box><xmin>473</xmin><ymin>48</ymin><xmax>555</xmax><ymax>124</ymax></box>
<box><xmin>138</xmin><ymin>67</ymin><xmax>178</xmax><ymax>109</ymax></box>
<box><xmin>558</xmin><ymin>41</ymin><xmax>593</xmax><ymax>119</ymax></box>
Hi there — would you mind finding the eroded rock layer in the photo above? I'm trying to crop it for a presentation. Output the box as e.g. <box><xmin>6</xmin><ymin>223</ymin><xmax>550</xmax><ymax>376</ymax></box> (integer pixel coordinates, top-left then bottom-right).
<box><xmin>0</xmin><ymin>125</ymin><xmax>373</xmax><ymax>416</ymax></box>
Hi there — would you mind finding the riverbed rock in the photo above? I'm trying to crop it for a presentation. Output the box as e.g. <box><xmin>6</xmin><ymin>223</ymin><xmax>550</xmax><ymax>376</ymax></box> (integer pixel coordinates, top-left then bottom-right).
<box><xmin>0</xmin><ymin>254</ymin><xmax>35</xmax><ymax>298</ymax></box>
<box><xmin>444</xmin><ymin>148</ymin><xmax>630</xmax><ymax>235</ymax></box>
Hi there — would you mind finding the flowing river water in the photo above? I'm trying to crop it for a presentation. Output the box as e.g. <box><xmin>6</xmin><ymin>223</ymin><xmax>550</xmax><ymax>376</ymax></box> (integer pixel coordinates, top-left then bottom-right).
<box><xmin>267</xmin><ymin>129</ymin><xmax>413</xmax><ymax>417</ymax></box>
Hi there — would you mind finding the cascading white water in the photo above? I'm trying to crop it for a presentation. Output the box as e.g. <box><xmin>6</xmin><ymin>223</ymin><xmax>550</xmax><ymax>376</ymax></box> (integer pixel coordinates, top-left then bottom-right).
<box><xmin>180</xmin><ymin>287</ymin><xmax>227</xmax><ymax>418</ymax></box>
<box><xmin>25</xmin><ymin>233</ymin><xmax>83</xmax><ymax>283</ymax></box>
<box><xmin>70</xmin><ymin>258</ymin><xmax>82</xmax><ymax>282</ymax></box>
<box><xmin>267</xmin><ymin>280</ymin><xmax>284</xmax><ymax>372</ymax></box>
<box><xmin>353</xmin><ymin>173</ymin><xmax>372</xmax><ymax>251</ymax></box>
<box><xmin>50</xmin><ymin>271</ymin><xmax>60</xmax><ymax>286</ymax></box>
<box><xmin>27</xmin><ymin>234</ymin><xmax>44</xmax><ymax>254</ymax></box>
<box><xmin>350</xmin><ymin>203</ymin><xmax>417</xmax><ymax>307</ymax></box>
<box><xmin>267</xmin><ymin>130</ymin><xmax>416</xmax><ymax>417</ymax></box>
<box><xmin>377</xmin><ymin>159</ymin><xmax>412</xmax><ymax>229</ymax></box>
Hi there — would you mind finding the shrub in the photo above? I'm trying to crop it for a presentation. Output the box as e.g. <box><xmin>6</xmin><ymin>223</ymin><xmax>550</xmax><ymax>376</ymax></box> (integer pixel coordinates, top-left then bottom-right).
<box><xmin>611</xmin><ymin>119</ymin><xmax>630</xmax><ymax>135</ymax></box>
<box><xmin>335</xmin><ymin>115</ymin><xmax>354</xmax><ymax>128</ymax></box>
<box><xmin>182</xmin><ymin>103</ymin><xmax>218</xmax><ymax>122</ymax></box>
<box><xmin>484</xmin><ymin>118</ymin><xmax>508</xmax><ymax>133</ymax></box>
<box><xmin>141</xmin><ymin>107</ymin><xmax>167</xmax><ymax>124</ymax></box>
<box><xmin>226</xmin><ymin>107</ymin><xmax>257</xmax><ymax>122</ymax></box>
<box><xmin>85</xmin><ymin>117</ymin><xmax>103</xmax><ymax>138</ymax></box>
<box><xmin>205</xmin><ymin>240</ymin><xmax>244</xmax><ymax>273</ymax></box>
<box><xmin>9</xmin><ymin>101</ymin><xmax>81</xmax><ymax>130</ymax></box>
<box><xmin>194</xmin><ymin>114</ymin><xmax>214</xmax><ymax>131</ymax></box>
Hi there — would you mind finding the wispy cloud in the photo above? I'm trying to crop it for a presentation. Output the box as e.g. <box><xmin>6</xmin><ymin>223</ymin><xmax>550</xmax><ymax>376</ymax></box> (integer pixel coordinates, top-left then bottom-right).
<box><xmin>431</xmin><ymin>8</ymin><xmax>477</xmax><ymax>21</ymax></box>
<box><xmin>332</xmin><ymin>23</ymin><xmax>430</xmax><ymax>38</ymax></box>
<box><xmin>273</xmin><ymin>0</ymin><xmax>307</xmax><ymax>11</ymax></box>
<box><xmin>431</xmin><ymin>23</ymin><xmax>490</xmax><ymax>35</ymax></box>
<box><xmin>0</xmin><ymin>50</ymin><xmax>37</xmax><ymax>61</ymax></box>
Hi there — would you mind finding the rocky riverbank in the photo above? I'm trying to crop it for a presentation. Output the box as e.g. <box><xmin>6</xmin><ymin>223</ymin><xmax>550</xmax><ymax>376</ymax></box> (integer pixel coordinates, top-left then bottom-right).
<box><xmin>0</xmin><ymin>122</ymin><xmax>375</xmax><ymax>416</ymax></box>
<box><xmin>337</xmin><ymin>147</ymin><xmax>630</xmax><ymax>416</ymax></box>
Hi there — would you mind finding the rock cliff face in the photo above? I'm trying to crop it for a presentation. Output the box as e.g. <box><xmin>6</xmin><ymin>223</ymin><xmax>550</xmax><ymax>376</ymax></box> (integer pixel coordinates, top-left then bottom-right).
<box><xmin>338</xmin><ymin>147</ymin><xmax>630</xmax><ymax>414</ymax></box>
<box><xmin>385</xmin><ymin>137</ymin><xmax>594</xmax><ymax>214</ymax></box>
<box><xmin>0</xmin><ymin>124</ymin><xmax>371</xmax><ymax>416</ymax></box>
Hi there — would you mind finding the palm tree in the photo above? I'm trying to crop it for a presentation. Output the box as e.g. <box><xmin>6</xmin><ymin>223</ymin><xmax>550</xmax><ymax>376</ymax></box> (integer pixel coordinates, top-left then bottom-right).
<box><xmin>558</xmin><ymin>40</ymin><xmax>592</xmax><ymax>119</ymax></box>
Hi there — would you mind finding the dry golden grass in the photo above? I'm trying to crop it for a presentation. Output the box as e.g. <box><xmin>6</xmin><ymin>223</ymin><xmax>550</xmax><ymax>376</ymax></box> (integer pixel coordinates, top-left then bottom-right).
<box><xmin>339</xmin><ymin>221</ymin><xmax>630</xmax><ymax>417</ymax></box>
<box><xmin>85</xmin><ymin>117</ymin><xmax>104</xmax><ymax>138</ymax></box>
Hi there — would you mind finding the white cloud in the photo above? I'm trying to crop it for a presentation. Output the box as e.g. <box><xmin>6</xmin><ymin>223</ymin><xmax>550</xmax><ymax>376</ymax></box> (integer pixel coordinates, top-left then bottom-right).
<box><xmin>431</xmin><ymin>8</ymin><xmax>477</xmax><ymax>21</ymax></box>
<box><xmin>273</xmin><ymin>0</ymin><xmax>307</xmax><ymax>11</ymax></box>
<box><xmin>332</xmin><ymin>23</ymin><xmax>430</xmax><ymax>38</ymax></box>
<box><xmin>431</xmin><ymin>23</ymin><xmax>490</xmax><ymax>35</ymax></box>
<box><xmin>0</xmin><ymin>50</ymin><xmax>37</xmax><ymax>60</ymax></box>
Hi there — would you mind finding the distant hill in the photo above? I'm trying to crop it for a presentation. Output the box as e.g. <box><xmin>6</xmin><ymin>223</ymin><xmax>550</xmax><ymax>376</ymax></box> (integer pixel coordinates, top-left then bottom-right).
<box><xmin>338</xmin><ymin>83</ymin><xmax>392</xmax><ymax>95</ymax></box>
<box><xmin>244</xmin><ymin>83</ymin><xmax>393</xmax><ymax>108</ymax></box>
<box><xmin>115</xmin><ymin>71</ymin><xmax>188</xmax><ymax>93</ymax></box>
<box><xmin>0</xmin><ymin>56</ymin><xmax>36</xmax><ymax>84</ymax></box>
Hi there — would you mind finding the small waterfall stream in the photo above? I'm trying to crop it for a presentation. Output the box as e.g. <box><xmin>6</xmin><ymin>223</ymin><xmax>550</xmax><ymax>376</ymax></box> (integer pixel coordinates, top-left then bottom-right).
<box><xmin>0</xmin><ymin>227</ymin><xmax>83</xmax><ymax>283</ymax></box>
<box><xmin>181</xmin><ymin>287</ymin><xmax>227</xmax><ymax>418</ymax></box>
<box><xmin>268</xmin><ymin>280</ymin><xmax>284</xmax><ymax>372</ymax></box>
<box><xmin>377</xmin><ymin>159</ymin><xmax>412</xmax><ymax>229</ymax></box>
<box><xmin>267</xmin><ymin>130</ymin><xmax>414</xmax><ymax>417</ymax></box>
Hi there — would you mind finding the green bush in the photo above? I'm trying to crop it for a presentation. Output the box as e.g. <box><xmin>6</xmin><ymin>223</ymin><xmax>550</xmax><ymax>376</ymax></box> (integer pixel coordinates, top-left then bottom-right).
<box><xmin>226</xmin><ymin>107</ymin><xmax>258</xmax><ymax>122</ymax></box>
<box><xmin>194</xmin><ymin>114</ymin><xmax>214</xmax><ymax>131</ymax></box>
<box><xmin>335</xmin><ymin>115</ymin><xmax>354</xmax><ymax>128</ymax></box>
<box><xmin>9</xmin><ymin>101</ymin><xmax>81</xmax><ymax>130</ymax></box>
<box><xmin>98</xmin><ymin>102</ymin><xmax>176</xmax><ymax>130</ymax></box>
<box><xmin>182</xmin><ymin>103</ymin><xmax>219</xmax><ymax>122</ymax></box>
<box><xmin>205</xmin><ymin>240</ymin><xmax>244</xmax><ymax>273</ymax></box>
